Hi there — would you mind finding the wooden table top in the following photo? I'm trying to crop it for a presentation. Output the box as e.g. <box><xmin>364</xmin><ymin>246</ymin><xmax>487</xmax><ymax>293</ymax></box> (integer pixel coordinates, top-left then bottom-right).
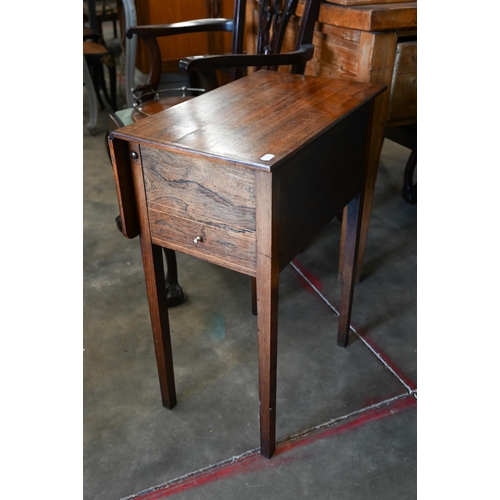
<box><xmin>112</xmin><ymin>70</ymin><xmax>385</xmax><ymax>172</ymax></box>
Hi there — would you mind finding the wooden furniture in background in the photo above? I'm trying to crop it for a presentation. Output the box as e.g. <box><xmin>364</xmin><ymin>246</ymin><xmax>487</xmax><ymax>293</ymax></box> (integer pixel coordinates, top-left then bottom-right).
<box><xmin>109</xmin><ymin>70</ymin><xmax>384</xmax><ymax>458</ymax></box>
<box><xmin>84</xmin><ymin>39</ymin><xmax>118</xmax><ymax>112</ymax></box>
<box><xmin>84</xmin><ymin>18</ymin><xmax>118</xmax><ymax>134</ymax></box>
<box><xmin>279</xmin><ymin>0</ymin><xmax>417</xmax><ymax>281</ymax></box>
<box><xmin>83</xmin><ymin>0</ymin><xmax>120</xmax><ymax>134</ymax></box>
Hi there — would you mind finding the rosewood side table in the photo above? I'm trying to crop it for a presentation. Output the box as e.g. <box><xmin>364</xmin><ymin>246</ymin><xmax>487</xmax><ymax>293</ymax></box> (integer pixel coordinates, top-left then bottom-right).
<box><xmin>109</xmin><ymin>70</ymin><xmax>385</xmax><ymax>458</ymax></box>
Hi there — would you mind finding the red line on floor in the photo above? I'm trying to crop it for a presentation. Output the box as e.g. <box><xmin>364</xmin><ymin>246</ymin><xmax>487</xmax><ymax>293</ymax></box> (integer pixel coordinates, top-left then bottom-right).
<box><xmin>351</xmin><ymin>321</ymin><xmax>417</xmax><ymax>391</ymax></box>
<box><xmin>291</xmin><ymin>260</ymin><xmax>416</xmax><ymax>392</ymax></box>
<box><xmin>291</xmin><ymin>259</ymin><xmax>324</xmax><ymax>294</ymax></box>
<box><xmin>129</xmin><ymin>396</ymin><xmax>416</xmax><ymax>500</ymax></box>
<box><xmin>130</xmin><ymin>263</ymin><xmax>416</xmax><ymax>499</ymax></box>
<box><xmin>275</xmin><ymin>395</ymin><xmax>416</xmax><ymax>457</ymax></box>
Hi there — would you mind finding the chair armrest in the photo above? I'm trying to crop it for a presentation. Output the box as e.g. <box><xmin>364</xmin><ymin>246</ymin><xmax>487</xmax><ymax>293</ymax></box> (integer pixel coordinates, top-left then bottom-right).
<box><xmin>126</xmin><ymin>18</ymin><xmax>235</xmax><ymax>92</ymax></box>
<box><xmin>179</xmin><ymin>45</ymin><xmax>315</xmax><ymax>91</ymax></box>
<box><xmin>126</xmin><ymin>18</ymin><xmax>234</xmax><ymax>39</ymax></box>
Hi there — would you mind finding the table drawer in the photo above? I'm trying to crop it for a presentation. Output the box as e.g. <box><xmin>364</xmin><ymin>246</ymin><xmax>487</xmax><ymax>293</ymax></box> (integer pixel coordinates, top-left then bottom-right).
<box><xmin>141</xmin><ymin>146</ymin><xmax>256</xmax><ymax>232</ymax></box>
<box><xmin>149</xmin><ymin>208</ymin><xmax>257</xmax><ymax>276</ymax></box>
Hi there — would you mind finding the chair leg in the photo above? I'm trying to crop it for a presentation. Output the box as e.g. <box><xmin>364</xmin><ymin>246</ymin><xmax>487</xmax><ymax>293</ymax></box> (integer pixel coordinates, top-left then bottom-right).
<box><xmin>337</xmin><ymin>194</ymin><xmax>362</xmax><ymax>347</ymax></box>
<box><xmin>102</xmin><ymin>53</ymin><xmax>118</xmax><ymax>111</ymax></box>
<box><xmin>86</xmin><ymin>59</ymin><xmax>106</xmax><ymax>110</ymax></box>
<box><xmin>94</xmin><ymin>54</ymin><xmax>114</xmax><ymax>111</ymax></box>
<box><xmin>114</xmin><ymin>216</ymin><xmax>185</xmax><ymax>308</ymax></box>
<box><xmin>401</xmin><ymin>150</ymin><xmax>417</xmax><ymax>204</ymax></box>
<box><xmin>163</xmin><ymin>248</ymin><xmax>185</xmax><ymax>307</ymax></box>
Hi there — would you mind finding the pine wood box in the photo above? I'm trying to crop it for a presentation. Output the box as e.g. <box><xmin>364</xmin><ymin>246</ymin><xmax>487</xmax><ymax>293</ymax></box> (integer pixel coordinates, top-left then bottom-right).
<box><xmin>324</xmin><ymin>0</ymin><xmax>414</xmax><ymax>5</ymax></box>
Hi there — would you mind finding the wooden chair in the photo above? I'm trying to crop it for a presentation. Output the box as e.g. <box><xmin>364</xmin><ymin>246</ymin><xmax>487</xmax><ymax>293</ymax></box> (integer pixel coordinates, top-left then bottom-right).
<box><xmin>108</xmin><ymin>0</ymin><xmax>322</xmax><ymax>307</ymax></box>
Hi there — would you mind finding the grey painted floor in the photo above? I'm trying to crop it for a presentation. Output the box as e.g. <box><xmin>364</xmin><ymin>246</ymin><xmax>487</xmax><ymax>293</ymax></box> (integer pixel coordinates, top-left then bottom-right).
<box><xmin>83</xmin><ymin>59</ymin><xmax>417</xmax><ymax>499</ymax></box>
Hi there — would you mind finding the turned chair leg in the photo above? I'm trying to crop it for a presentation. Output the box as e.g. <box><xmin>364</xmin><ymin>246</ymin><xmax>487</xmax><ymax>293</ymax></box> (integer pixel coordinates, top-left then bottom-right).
<box><xmin>401</xmin><ymin>150</ymin><xmax>417</xmax><ymax>204</ymax></box>
<box><xmin>163</xmin><ymin>248</ymin><xmax>185</xmax><ymax>307</ymax></box>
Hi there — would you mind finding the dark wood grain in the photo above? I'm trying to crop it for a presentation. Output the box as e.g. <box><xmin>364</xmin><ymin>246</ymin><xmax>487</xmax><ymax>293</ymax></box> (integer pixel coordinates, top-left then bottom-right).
<box><xmin>149</xmin><ymin>208</ymin><xmax>257</xmax><ymax>276</ymax></box>
<box><xmin>141</xmin><ymin>146</ymin><xmax>256</xmax><ymax>231</ymax></box>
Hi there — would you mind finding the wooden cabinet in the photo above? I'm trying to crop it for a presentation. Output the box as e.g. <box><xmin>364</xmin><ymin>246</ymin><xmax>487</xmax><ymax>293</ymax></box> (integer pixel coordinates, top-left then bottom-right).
<box><xmin>134</xmin><ymin>0</ymin><xmax>234</xmax><ymax>73</ymax></box>
<box><xmin>283</xmin><ymin>1</ymin><xmax>417</xmax><ymax>124</ymax></box>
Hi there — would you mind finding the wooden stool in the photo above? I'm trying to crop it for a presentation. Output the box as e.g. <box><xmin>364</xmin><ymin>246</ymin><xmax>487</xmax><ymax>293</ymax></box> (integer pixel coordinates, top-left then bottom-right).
<box><xmin>83</xmin><ymin>39</ymin><xmax>117</xmax><ymax>112</ymax></box>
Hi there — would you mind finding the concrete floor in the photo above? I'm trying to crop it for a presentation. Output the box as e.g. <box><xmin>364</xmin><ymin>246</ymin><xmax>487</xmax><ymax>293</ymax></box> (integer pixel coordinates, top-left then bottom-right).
<box><xmin>83</xmin><ymin>52</ymin><xmax>417</xmax><ymax>499</ymax></box>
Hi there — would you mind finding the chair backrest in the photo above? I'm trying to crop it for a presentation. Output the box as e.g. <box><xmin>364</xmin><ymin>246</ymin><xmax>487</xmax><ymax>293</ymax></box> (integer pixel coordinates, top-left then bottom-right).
<box><xmin>255</xmin><ymin>0</ymin><xmax>320</xmax><ymax>73</ymax></box>
<box><xmin>257</xmin><ymin>0</ymin><xmax>305</xmax><ymax>56</ymax></box>
<box><xmin>231</xmin><ymin>0</ymin><xmax>321</xmax><ymax>58</ymax></box>
<box><xmin>228</xmin><ymin>0</ymin><xmax>320</xmax><ymax>81</ymax></box>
